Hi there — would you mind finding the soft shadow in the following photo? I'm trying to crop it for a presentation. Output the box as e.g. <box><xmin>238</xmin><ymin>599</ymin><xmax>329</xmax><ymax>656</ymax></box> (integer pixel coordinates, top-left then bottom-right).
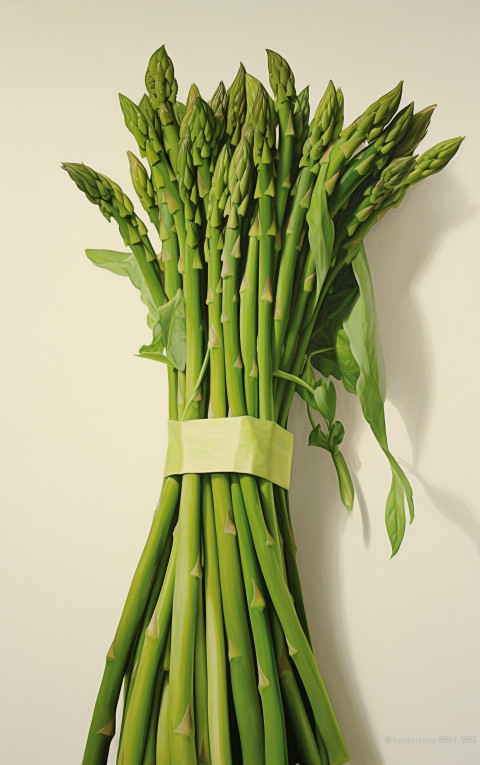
<box><xmin>402</xmin><ymin>461</ymin><xmax>480</xmax><ymax>557</ymax></box>
<box><xmin>288</xmin><ymin>169</ymin><xmax>476</xmax><ymax>763</ymax></box>
<box><xmin>290</xmin><ymin>397</ymin><xmax>383</xmax><ymax>765</ymax></box>
<box><xmin>366</xmin><ymin>171</ymin><xmax>473</xmax><ymax>467</ymax></box>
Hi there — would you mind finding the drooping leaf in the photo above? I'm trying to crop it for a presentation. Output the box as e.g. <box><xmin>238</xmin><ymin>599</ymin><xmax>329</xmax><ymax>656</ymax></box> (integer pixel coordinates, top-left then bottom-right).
<box><xmin>138</xmin><ymin>288</ymin><xmax>186</xmax><ymax>371</ymax></box>
<box><xmin>306</xmin><ymin>170</ymin><xmax>335</xmax><ymax>299</ymax></box>
<box><xmin>308</xmin><ymin>424</ymin><xmax>330</xmax><ymax>450</ymax></box>
<box><xmin>335</xmin><ymin>329</ymin><xmax>360</xmax><ymax>394</ymax></box>
<box><xmin>313</xmin><ymin>378</ymin><xmax>336</xmax><ymax>425</ymax></box>
<box><xmin>342</xmin><ymin>244</ymin><xmax>413</xmax><ymax>555</ymax></box>
<box><xmin>86</xmin><ymin>248</ymin><xmax>159</xmax><ymax>329</ymax></box>
<box><xmin>137</xmin><ymin>321</ymin><xmax>170</xmax><ymax>366</ymax></box>
<box><xmin>327</xmin><ymin>420</ymin><xmax>345</xmax><ymax>450</ymax></box>
<box><xmin>308</xmin><ymin>421</ymin><xmax>355</xmax><ymax>511</ymax></box>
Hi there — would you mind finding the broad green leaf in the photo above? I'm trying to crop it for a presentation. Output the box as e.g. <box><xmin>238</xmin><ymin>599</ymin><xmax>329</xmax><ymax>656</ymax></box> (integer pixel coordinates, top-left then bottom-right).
<box><xmin>137</xmin><ymin>320</ymin><xmax>170</xmax><ymax>365</ymax></box>
<box><xmin>306</xmin><ymin>171</ymin><xmax>335</xmax><ymax>299</ymax></box>
<box><xmin>295</xmin><ymin>364</ymin><xmax>336</xmax><ymax>425</ymax></box>
<box><xmin>313</xmin><ymin>378</ymin><xmax>336</xmax><ymax>425</ymax></box>
<box><xmin>343</xmin><ymin>248</ymin><xmax>386</xmax><ymax>438</ymax></box>
<box><xmin>86</xmin><ymin>249</ymin><xmax>159</xmax><ymax>329</ymax></box>
<box><xmin>336</xmin><ymin>329</ymin><xmax>360</xmax><ymax>394</ymax></box>
<box><xmin>139</xmin><ymin>288</ymin><xmax>186</xmax><ymax>371</ymax></box>
<box><xmin>308</xmin><ymin>424</ymin><xmax>329</xmax><ymax>450</ymax></box>
<box><xmin>343</xmin><ymin>244</ymin><xmax>414</xmax><ymax>555</ymax></box>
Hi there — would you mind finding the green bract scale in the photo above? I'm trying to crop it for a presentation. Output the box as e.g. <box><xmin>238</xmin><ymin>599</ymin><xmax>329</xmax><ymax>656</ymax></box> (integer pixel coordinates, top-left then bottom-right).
<box><xmin>63</xmin><ymin>45</ymin><xmax>463</xmax><ymax>765</ymax></box>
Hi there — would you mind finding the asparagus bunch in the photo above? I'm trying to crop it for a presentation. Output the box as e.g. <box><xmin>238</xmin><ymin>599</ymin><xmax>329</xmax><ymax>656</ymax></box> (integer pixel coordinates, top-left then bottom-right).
<box><xmin>63</xmin><ymin>45</ymin><xmax>462</xmax><ymax>765</ymax></box>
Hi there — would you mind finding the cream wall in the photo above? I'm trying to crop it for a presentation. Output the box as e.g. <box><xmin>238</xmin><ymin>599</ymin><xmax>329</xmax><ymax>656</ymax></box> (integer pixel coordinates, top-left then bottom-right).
<box><xmin>1</xmin><ymin>1</ymin><xmax>479</xmax><ymax>764</ymax></box>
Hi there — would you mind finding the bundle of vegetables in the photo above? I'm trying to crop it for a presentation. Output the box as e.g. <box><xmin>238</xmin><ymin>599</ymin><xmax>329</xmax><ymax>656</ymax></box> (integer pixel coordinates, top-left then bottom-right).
<box><xmin>63</xmin><ymin>46</ymin><xmax>462</xmax><ymax>765</ymax></box>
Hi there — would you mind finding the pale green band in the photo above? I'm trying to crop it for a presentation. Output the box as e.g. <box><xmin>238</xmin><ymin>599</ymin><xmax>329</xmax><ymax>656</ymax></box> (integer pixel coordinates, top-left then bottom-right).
<box><xmin>164</xmin><ymin>416</ymin><xmax>294</xmax><ymax>490</ymax></box>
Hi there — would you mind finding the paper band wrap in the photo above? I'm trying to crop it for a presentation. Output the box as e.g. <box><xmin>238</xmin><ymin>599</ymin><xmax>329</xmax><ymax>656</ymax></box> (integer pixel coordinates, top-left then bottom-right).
<box><xmin>164</xmin><ymin>416</ymin><xmax>294</xmax><ymax>490</ymax></box>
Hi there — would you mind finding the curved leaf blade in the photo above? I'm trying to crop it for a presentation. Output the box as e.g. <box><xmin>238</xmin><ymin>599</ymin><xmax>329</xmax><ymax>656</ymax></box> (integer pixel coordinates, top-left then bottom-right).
<box><xmin>342</xmin><ymin>244</ymin><xmax>414</xmax><ymax>555</ymax></box>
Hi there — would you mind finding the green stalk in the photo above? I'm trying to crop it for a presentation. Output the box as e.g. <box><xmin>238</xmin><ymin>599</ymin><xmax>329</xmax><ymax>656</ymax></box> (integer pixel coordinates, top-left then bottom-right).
<box><xmin>62</xmin><ymin>162</ymin><xmax>166</xmax><ymax>308</ymax></box>
<box><xmin>267</xmin><ymin>51</ymin><xmax>296</xmax><ymax>248</ymax></box>
<box><xmin>141</xmin><ymin>668</ymin><xmax>165</xmax><ymax>765</ymax></box>
<box><xmin>278</xmin><ymin>137</ymin><xmax>464</xmax><ymax>423</ymax></box>
<box><xmin>129</xmin><ymin>146</ymin><xmax>185</xmax><ymax>420</ymax></box>
<box><xmin>202</xmin><ymin>477</ymin><xmax>232</xmax><ymax>765</ymax></box>
<box><xmin>145</xmin><ymin>46</ymin><xmax>180</xmax><ymax>174</ymax></box>
<box><xmin>81</xmin><ymin>477</ymin><xmax>180</xmax><ymax>765</ymax></box>
<box><xmin>273</xmin><ymin>485</ymin><xmax>311</xmax><ymax>645</ymax></box>
<box><xmin>273</xmin><ymin>81</ymin><xmax>341</xmax><ymax>369</ymax></box>
<box><xmin>194</xmin><ymin>569</ymin><xmax>210</xmax><ymax>764</ymax></box>
<box><xmin>206</xmin><ymin>144</ymin><xmax>231</xmax><ymax>418</ymax></box>
<box><xmin>233</xmin><ymin>192</ymin><xmax>320</xmax><ymax>765</ymax></box>
<box><xmin>210</xmin><ymin>472</ymin><xmax>265</xmax><ymax>763</ymax></box>
<box><xmin>169</xmin><ymin>474</ymin><xmax>201</xmax><ymax>765</ymax></box>
<box><xmin>257</xmin><ymin>161</ymin><xmax>275</xmax><ymax>421</ymax></box>
<box><xmin>328</xmin><ymin>102</ymin><xmax>415</xmax><ymax>217</ymax></box>
<box><xmin>206</xmin><ymin>139</ymin><xmax>263</xmax><ymax>765</ymax></box>
<box><xmin>273</xmin><ymin>630</ymin><xmax>326</xmax><ymax>765</ymax></box>
<box><xmin>221</xmin><ymin>135</ymin><xmax>253</xmax><ymax>414</ymax></box>
<box><xmin>221</xmin><ymin>224</ymin><xmax>247</xmax><ymax>414</ymax></box>
<box><xmin>119</xmin><ymin>527</ymin><xmax>175</xmax><ymax>756</ymax></box>
<box><xmin>156</xmin><ymin>675</ymin><xmax>172</xmax><ymax>764</ymax></box>
<box><xmin>230</xmin><ymin>476</ymin><xmax>288</xmax><ymax>765</ymax></box>
<box><xmin>273</xmin><ymin>166</ymin><xmax>314</xmax><ymax>369</ymax></box>
<box><xmin>119</xmin><ymin>534</ymin><xmax>178</xmax><ymax>765</ymax></box>
<box><xmin>239</xmin><ymin>228</ymin><xmax>259</xmax><ymax>417</ymax></box>
<box><xmin>168</xmin><ymin>124</ymin><xmax>207</xmax><ymax>765</ymax></box>
<box><xmin>238</xmin><ymin>476</ymin><xmax>350</xmax><ymax>765</ymax></box>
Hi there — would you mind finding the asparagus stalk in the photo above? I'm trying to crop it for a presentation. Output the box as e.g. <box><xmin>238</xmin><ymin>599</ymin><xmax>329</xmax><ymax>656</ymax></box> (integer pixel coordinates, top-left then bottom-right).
<box><xmin>273</xmin><ymin>81</ymin><xmax>342</xmax><ymax>368</ymax></box>
<box><xmin>251</xmin><ymin>83</ymin><xmax>276</xmax><ymax>421</ymax></box>
<box><xmin>145</xmin><ymin>46</ymin><xmax>180</xmax><ymax>173</ymax></box>
<box><xmin>119</xmin><ymin>533</ymin><xmax>178</xmax><ymax>765</ymax></box>
<box><xmin>202</xmin><ymin>477</ymin><xmax>232</xmax><ymax>765</ymax></box>
<box><xmin>206</xmin><ymin>140</ymin><xmax>265</xmax><ymax>763</ymax></box>
<box><xmin>267</xmin><ymin>50</ymin><xmax>296</xmax><ymax>241</ymax></box>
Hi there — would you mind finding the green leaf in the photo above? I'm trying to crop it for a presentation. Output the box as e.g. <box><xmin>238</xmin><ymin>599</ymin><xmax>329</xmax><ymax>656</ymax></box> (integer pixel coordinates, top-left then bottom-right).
<box><xmin>313</xmin><ymin>378</ymin><xmax>336</xmax><ymax>425</ymax></box>
<box><xmin>343</xmin><ymin>244</ymin><xmax>414</xmax><ymax>555</ymax></box>
<box><xmin>86</xmin><ymin>248</ymin><xmax>159</xmax><ymax>329</ymax></box>
<box><xmin>308</xmin><ymin>425</ymin><xmax>330</xmax><ymax>451</ymax></box>
<box><xmin>138</xmin><ymin>288</ymin><xmax>186</xmax><ymax>371</ymax></box>
<box><xmin>328</xmin><ymin>420</ymin><xmax>345</xmax><ymax>450</ymax></box>
<box><xmin>306</xmin><ymin>170</ymin><xmax>335</xmax><ymax>299</ymax></box>
<box><xmin>336</xmin><ymin>329</ymin><xmax>360</xmax><ymax>394</ymax></box>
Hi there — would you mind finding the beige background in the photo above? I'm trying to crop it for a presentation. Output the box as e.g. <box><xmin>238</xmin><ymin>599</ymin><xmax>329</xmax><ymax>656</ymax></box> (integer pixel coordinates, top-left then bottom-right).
<box><xmin>2</xmin><ymin>1</ymin><xmax>480</xmax><ymax>763</ymax></box>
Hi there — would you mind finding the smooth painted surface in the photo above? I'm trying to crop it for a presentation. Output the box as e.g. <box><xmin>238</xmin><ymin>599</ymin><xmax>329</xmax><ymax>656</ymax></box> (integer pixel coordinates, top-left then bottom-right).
<box><xmin>1</xmin><ymin>2</ymin><xmax>479</xmax><ymax>764</ymax></box>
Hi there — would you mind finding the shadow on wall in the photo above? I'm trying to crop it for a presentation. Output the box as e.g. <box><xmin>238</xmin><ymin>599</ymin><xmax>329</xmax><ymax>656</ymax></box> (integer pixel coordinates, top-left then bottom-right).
<box><xmin>288</xmin><ymin>168</ymin><xmax>478</xmax><ymax>765</ymax></box>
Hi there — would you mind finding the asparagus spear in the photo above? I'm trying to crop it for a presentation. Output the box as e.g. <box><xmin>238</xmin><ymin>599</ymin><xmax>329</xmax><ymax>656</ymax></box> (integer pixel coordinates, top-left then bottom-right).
<box><xmin>145</xmin><ymin>45</ymin><xmax>180</xmax><ymax>172</ymax></box>
<box><xmin>226</xmin><ymin>63</ymin><xmax>247</xmax><ymax>148</ymax></box>
<box><xmin>267</xmin><ymin>50</ymin><xmax>297</xmax><ymax>241</ymax></box>
<box><xmin>273</xmin><ymin>81</ymin><xmax>343</xmax><ymax>368</ymax></box>
<box><xmin>251</xmin><ymin>83</ymin><xmax>277</xmax><ymax>421</ymax></box>
<box><xmin>62</xmin><ymin>162</ymin><xmax>165</xmax><ymax>304</ymax></box>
